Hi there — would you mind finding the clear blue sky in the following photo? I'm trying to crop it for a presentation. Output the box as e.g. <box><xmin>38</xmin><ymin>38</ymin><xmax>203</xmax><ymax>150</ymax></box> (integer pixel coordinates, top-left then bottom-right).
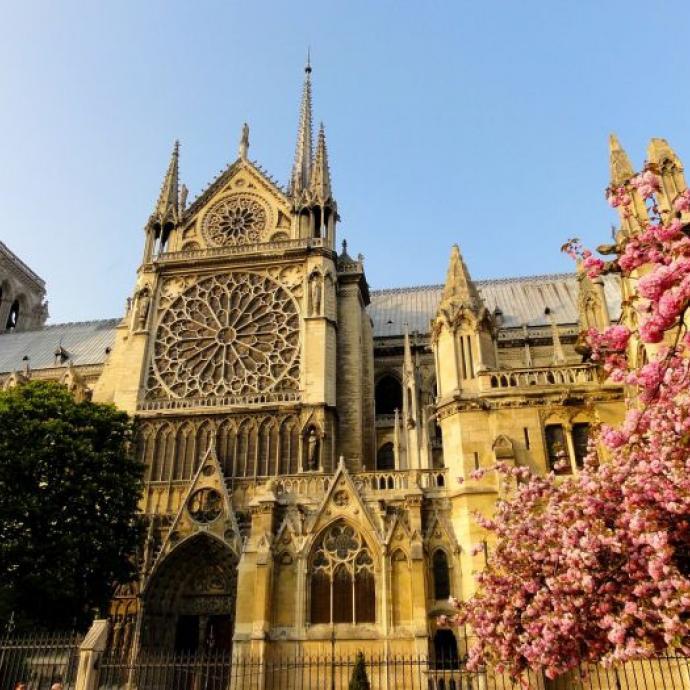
<box><xmin>1</xmin><ymin>1</ymin><xmax>689</xmax><ymax>323</ymax></box>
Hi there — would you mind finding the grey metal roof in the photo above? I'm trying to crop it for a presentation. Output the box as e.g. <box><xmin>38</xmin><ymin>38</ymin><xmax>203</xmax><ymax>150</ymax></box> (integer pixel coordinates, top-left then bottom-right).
<box><xmin>368</xmin><ymin>273</ymin><xmax>622</xmax><ymax>338</ymax></box>
<box><xmin>0</xmin><ymin>319</ymin><xmax>119</xmax><ymax>373</ymax></box>
<box><xmin>0</xmin><ymin>273</ymin><xmax>623</xmax><ymax>374</ymax></box>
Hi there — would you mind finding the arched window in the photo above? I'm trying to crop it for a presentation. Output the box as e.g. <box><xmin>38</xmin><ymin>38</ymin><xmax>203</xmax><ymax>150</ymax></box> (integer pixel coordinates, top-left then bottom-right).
<box><xmin>375</xmin><ymin>375</ymin><xmax>403</xmax><ymax>415</ymax></box>
<box><xmin>572</xmin><ymin>422</ymin><xmax>590</xmax><ymax>469</ymax></box>
<box><xmin>376</xmin><ymin>442</ymin><xmax>395</xmax><ymax>470</ymax></box>
<box><xmin>309</xmin><ymin>522</ymin><xmax>375</xmax><ymax>625</ymax></box>
<box><xmin>5</xmin><ymin>299</ymin><xmax>19</xmax><ymax>330</ymax></box>
<box><xmin>432</xmin><ymin>550</ymin><xmax>451</xmax><ymax>600</ymax></box>
<box><xmin>545</xmin><ymin>424</ymin><xmax>569</xmax><ymax>474</ymax></box>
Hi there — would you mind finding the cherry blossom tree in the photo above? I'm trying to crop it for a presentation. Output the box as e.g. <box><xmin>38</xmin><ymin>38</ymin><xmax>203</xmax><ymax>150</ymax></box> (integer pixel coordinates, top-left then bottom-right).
<box><xmin>445</xmin><ymin>169</ymin><xmax>690</xmax><ymax>680</ymax></box>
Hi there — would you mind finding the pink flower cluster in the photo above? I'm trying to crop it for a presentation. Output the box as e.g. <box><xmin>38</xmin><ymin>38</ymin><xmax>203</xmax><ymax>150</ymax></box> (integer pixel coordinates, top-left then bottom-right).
<box><xmin>447</xmin><ymin>168</ymin><xmax>690</xmax><ymax>682</ymax></box>
<box><xmin>631</xmin><ymin>170</ymin><xmax>661</xmax><ymax>199</ymax></box>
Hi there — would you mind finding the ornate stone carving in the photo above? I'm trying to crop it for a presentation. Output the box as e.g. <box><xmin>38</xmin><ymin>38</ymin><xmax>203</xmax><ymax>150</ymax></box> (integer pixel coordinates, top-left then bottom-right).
<box><xmin>201</xmin><ymin>194</ymin><xmax>270</xmax><ymax>247</ymax></box>
<box><xmin>312</xmin><ymin>523</ymin><xmax>373</xmax><ymax>575</ymax></box>
<box><xmin>147</xmin><ymin>272</ymin><xmax>300</xmax><ymax>400</ymax></box>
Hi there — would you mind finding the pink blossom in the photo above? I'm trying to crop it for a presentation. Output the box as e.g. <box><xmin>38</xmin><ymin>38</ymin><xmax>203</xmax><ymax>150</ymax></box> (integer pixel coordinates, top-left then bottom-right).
<box><xmin>631</xmin><ymin>170</ymin><xmax>661</xmax><ymax>198</ymax></box>
<box><xmin>674</xmin><ymin>190</ymin><xmax>690</xmax><ymax>212</ymax></box>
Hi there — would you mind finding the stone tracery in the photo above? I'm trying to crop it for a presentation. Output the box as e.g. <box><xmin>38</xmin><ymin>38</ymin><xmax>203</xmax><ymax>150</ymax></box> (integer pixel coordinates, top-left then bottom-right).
<box><xmin>147</xmin><ymin>272</ymin><xmax>300</xmax><ymax>400</ymax></box>
<box><xmin>201</xmin><ymin>194</ymin><xmax>269</xmax><ymax>247</ymax></box>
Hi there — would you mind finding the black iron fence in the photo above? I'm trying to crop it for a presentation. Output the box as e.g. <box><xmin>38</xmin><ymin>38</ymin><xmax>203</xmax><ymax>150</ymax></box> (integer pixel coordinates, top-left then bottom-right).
<box><xmin>93</xmin><ymin>649</ymin><xmax>690</xmax><ymax>690</ymax></box>
<box><xmin>1</xmin><ymin>634</ymin><xmax>689</xmax><ymax>690</ymax></box>
<box><xmin>0</xmin><ymin>632</ymin><xmax>82</xmax><ymax>690</ymax></box>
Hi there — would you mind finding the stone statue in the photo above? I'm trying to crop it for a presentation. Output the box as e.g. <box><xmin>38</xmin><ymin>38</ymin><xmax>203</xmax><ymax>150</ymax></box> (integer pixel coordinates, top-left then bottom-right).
<box><xmin>306</xmin><ymin>428</ymin><xmax>320</xmax><ymax>470</ymax></box>
<box><xmin>137</xmin><ymin>291</ymin><xmax>151</xmax><ymax>330</ymax></box>
<box><xmin>125</xmin><ymin>297</ymin><xmax>132</xmax><ymax>314</ymax></box>
<box><xmin>239</xmin><ymin>122</ymin><xmax>250</xmax><ymax>160</ymax></box>
<box><xmin>179</xmin><ymin>184</ymin><xmax>189</xmax><ymax>212</ymax></box>
<box><xmin>310</xmin><ymin>276</ymin><xmax>322</xmax><ymax>316</ymax></box>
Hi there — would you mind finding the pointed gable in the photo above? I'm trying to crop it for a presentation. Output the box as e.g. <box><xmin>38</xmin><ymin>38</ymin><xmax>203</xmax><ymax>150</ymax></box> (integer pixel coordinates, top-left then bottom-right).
<box><xmin>149</xmin><ymin>438</ymin><xmax>240</xmax><ymax>577</ymax></box>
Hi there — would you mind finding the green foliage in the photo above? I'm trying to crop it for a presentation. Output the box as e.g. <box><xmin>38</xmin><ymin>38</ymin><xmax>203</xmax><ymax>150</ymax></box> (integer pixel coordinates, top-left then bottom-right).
<box><xmin>0</xmin><ymin>381</ymin><xmax>143</xmax><ymax>632</ymax></box>
<box><xmin>348</xmin><ymin>651</ymin><xmax>370</xmax><ymax>690</ymax></box>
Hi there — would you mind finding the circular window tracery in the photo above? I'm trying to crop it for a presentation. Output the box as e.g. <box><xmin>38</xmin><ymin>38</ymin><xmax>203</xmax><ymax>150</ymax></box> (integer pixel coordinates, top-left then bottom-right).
<box><xmin>149</xmin><ymin>272</ymin><xmax>300</xmax><ymax>400</ymax></box>
<box><xmin>187</xmin><ymin>488</ymin><xmax>222</xmax><ymax>523</ymax></box>
<box><xmin>202</xmin><ymin>195</ymin><xmax>269</xmax><ymax>247</ymax></box>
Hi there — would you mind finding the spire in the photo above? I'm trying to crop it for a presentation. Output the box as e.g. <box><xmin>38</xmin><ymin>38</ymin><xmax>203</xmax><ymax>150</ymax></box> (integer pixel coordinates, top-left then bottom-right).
<box><xmin>152</xmin><ymin>140</ymin><xmax>180</xmax><ymax>226</ymax></box>
<box><xmin>290</xmin><ymin>58</ymin><xmax>314</xmax><ymax>195</ymax></box>
<box><xmin>238</xmin><ymin>122</ymin><xmax>250</xmax><ymax>160</ymax></box>
<box><xmin>310</xmin><ymin>122</ymin><xmax>332</xmax><ymax>200</ymax></box>
<box><xmin>440</xmin><ymin>244</ymin><xmax>482</xmax><ymax>309</ymax></box>
<box><xmin>609</xmin><ymin>134</ymin><xmax>634</xmax><ymax>187</ymax></box>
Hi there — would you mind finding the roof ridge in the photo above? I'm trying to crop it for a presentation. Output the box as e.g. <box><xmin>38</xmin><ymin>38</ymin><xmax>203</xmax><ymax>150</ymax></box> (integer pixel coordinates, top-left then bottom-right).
<box><xmin>0</xmin><ymin>317</ymin><xmax>121</xmax><ymax>335</ymax></box>
<box><xmin>370</xmin><ymin>272</ymin><xmax>578</xmax><ymax>296</ymax></box>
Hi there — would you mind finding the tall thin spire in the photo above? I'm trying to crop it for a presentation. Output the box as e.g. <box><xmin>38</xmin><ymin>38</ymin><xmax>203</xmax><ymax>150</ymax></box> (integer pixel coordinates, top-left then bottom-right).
<box><xmin>290</xmin><ymin>57</ymin><xmax>313</xmax><ymax>195</ymax></box>
<box><xmin>152</xmin><ymin>140</ymin><xmax>180</xmax><ymax>226</ymax></box>
<box><xmin>609</xmin><ymin>133</ymin><xmax>634</xmax><ymax>187</ymax></box>
<box><xmin>310</xmin><ymin>122</ymin><xmax>332</xmax><ymax>200</ymax></box>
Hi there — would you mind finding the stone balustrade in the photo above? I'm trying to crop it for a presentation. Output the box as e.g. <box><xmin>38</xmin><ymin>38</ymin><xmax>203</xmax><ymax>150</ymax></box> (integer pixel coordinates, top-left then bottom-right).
<box><xmin>479</xmin><ymin>363</ymin><xmax>598</xmax><ymax>391</ymax></box>
<box><xmin>137</xmin><ymin>390</ymin><xmax>302</xmax><ymax>412</ymax></box>
<box><xmin>156</xmin><ymin>237</ymin><xmax>327</xmax><ymax>263</ymax></box>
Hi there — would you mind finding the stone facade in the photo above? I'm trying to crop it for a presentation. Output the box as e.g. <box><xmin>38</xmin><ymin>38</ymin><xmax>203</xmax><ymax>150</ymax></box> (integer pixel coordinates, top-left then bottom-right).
<box><xmin>0</xmin><ymin>241</ymin><xmax>48</xmax><ymax>332</ymax></box>
<box><xmin>8</xmin><ymin>66</ymin><xmax>684</xmax><ymax>664</ymax></box>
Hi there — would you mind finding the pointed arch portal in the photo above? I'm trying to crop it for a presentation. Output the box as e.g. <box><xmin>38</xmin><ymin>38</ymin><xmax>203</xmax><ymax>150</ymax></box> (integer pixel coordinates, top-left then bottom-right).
<box><xmin>141</xmin><ymin>534</ymin><xmax>238</xmax><ymax>652</ymax></box>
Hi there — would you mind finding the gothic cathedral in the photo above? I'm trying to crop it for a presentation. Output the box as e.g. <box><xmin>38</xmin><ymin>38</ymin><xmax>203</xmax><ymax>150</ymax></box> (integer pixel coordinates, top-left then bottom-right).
<box><xmin>7</xmin><ymin>62</ymin><xmax>685</xmax><ymax>661</ymax></box>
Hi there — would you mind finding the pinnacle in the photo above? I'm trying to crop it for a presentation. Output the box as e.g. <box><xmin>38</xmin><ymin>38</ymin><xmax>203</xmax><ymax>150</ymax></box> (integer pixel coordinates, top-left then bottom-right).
<box><xmin>440</xmin><ymin>244</ymin><xmax>481</xmax><ymax>309</ymax></box>
<box><xmin>310</xmin><ymin>122</ymin><xmax>332</xmax><ymax>200</ymax></box>
<box><xmin>647</xmin><ymin>137</ymin><xmax>682</xmax><ymax>167</ymax></box>
<box><xmin>608</xmin><ymin>133</ymin><xmax>634</xmax><ymax>187</ymax></box>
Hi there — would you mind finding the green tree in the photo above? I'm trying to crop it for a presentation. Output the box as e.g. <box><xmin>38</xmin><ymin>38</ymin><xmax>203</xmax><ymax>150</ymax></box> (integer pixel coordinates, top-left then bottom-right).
<box><xmin>0</xmin><ymin>381</ymin><xmax>143</xmax><ymax>632</ymax></box>
<box><xmin>348</xmin><ymin>652</ymin><xmax>370</xmax><ymax>690</ymax></box>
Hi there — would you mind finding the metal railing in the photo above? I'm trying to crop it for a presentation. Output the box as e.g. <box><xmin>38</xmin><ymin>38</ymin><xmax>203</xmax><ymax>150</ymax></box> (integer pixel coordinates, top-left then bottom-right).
<box><xmin>0</xmin><ymin>632</ymin><xmax>82</xmax><ymax>690</ymax></box>
<box><xmin>92</xmin><ymin>649</ymin><xmax>690</xmax><ymax>690</ymax></box>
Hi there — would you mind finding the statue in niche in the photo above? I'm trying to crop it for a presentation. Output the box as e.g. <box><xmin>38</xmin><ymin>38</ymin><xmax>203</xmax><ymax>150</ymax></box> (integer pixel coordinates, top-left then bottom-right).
<box><xmin>137</xmin><ymin>290</ymin><xmax>151</xmax><ymax>330</ymax></box>
<box><xmin>306</xmin><ymin>427</ymin><xmax>321</xmax><ymax>471</ymax></box>
<box><xmin>310</xmin><ymin>275</ymin><xmax>322</xmax><ymax>316</ymax></box>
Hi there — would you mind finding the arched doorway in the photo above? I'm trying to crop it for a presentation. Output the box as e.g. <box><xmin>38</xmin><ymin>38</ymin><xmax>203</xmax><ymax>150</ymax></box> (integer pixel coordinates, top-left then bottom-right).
<box><xmin>141</xmin><ymin>533</ymin><xmax>238</xmax><ymax>652</ymax></box>
<box><xmin>433</xmin><ymin>628</ymin><xmax>459</xmax><ymax>668</ymax></box>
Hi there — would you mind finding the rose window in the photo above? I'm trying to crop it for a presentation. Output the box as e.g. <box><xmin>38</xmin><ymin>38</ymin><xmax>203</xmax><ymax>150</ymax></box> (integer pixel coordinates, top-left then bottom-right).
<box><xmin>202</xmin><ymin>195</ymin><xmax>268</xmax><ymax>246</ymax></box>
<box><xmin>149</xmin><ymin>272</ymin><xmax>300</xmax><ymax>399</ymax></box>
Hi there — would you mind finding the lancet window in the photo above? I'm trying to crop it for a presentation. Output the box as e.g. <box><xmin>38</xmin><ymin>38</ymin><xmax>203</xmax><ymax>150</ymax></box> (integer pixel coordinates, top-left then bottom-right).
<box><xmin>309</xmin><ymin>522</ymin><xmax>376</xmax><ymax>625</ymax></box>
<box><xmin>432</xmin><ymin>549</ymin><xmax>451</xmax><ymax>600</ymax></box>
